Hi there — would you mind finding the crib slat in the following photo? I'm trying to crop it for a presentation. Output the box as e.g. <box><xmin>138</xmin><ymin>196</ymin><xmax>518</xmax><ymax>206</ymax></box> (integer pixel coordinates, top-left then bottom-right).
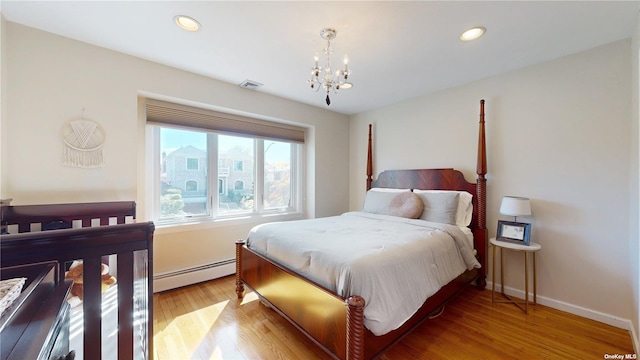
<box><xmin>84</xmin><ymin>256</ymin><xmax>103</xmax><ymax>360</ymax></box>
<box><xmin>118</xmin><ymin>252</ymin><xmax>134</xmax><ymax>359</ymax></box>
<box><xmin>17</xmin><ymin>223</ymin><xmax>29</xmax><ymax>233</ymax></box>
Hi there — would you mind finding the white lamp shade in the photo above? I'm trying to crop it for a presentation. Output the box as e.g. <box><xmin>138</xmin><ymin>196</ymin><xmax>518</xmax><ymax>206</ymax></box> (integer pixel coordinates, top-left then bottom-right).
<box><xmin>500</xmin><ymin>196</ymin><xmax>531</xmax><ymax>217</ymax></box>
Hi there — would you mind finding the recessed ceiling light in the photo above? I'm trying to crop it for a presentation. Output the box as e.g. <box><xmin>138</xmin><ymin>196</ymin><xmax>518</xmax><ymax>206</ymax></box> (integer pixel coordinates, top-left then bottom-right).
<box><xmin>174</xmin><ymin>15</ymin><xmax>200</xmax><ymax>32</ymax></box>
<box><xmin>460</xmin><ymin>27</ymin><xmax>486</xmax><ymax>41</ymax></box>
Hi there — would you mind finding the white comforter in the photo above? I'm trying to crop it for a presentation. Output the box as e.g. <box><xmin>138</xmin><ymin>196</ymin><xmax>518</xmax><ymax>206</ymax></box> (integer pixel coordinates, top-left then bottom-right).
<box><xmin>247</xmin><ymin>211</ymin><xmax>480</xmax><ymax>336</ymax></box>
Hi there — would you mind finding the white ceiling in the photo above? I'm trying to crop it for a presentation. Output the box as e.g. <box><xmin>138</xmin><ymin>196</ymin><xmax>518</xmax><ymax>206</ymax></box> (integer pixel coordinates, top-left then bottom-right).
<box><xmin>2</xmin><ymin>1</ymin><xmax>638</xmax><ymax>115</ymax></box>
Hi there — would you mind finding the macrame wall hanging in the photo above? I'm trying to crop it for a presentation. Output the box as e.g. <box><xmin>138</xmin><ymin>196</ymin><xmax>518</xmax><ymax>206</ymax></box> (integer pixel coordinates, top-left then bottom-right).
<box><xmin>62</xmin><ymin>110</ymin><xmax>106</xmax><ymax>168</ymax></box>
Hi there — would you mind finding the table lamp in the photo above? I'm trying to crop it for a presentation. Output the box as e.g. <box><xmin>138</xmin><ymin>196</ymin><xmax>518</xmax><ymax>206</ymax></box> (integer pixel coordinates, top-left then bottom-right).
<box><xmin>499</xmin><ymin>196</ymin><xmax>531</xmax><ymax>222</ymax></box>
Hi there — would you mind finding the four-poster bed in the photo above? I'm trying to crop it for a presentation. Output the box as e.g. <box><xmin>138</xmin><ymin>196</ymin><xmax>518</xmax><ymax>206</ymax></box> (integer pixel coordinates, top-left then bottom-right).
<box><xmin>235</xmin><ymin>100</ymin><xmax>488</xmax><ymax>359</ymax></box>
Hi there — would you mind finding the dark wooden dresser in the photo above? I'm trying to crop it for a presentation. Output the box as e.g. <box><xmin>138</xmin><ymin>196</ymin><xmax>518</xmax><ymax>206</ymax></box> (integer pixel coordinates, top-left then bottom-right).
<box><xmin>0</xmin><ymin>261</ymin><xmax>74</xmax><ymax>360</ymax></box>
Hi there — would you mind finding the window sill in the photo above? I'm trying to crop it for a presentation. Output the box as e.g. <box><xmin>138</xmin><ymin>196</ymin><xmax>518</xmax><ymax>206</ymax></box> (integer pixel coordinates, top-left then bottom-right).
<box><xmin>154</xmin><ymin>212</ymin><xmax>305</xmax><ymax>235</ymax></box>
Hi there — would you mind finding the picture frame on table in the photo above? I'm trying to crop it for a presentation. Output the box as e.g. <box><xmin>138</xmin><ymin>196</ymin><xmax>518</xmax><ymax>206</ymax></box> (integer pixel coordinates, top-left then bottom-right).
<box><xmin>496</xmin><ymin>220</ymin><xmax>531</xmax><ymax>245</ymax></box>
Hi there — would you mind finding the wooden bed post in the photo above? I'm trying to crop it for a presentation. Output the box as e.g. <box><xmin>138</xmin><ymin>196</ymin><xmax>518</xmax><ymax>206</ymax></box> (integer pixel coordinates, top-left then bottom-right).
<box><xmin>476</xmin><ymin>99</ymin><xmax>488</xmax><ymax>288</ymax></box>
<box><xmin>236</xmin><ymin>239</ymin><xmax>245</xmax><ymax>298</ymax></box>
<box><xmin>346</xmin><ymin>295</ymin><xmax>366</xmax><ymax>360</ymax></box>
<box><xmin>366</xmin><ymin>124</ymin><xmax>373</xmax><ymax>191</ymax></box>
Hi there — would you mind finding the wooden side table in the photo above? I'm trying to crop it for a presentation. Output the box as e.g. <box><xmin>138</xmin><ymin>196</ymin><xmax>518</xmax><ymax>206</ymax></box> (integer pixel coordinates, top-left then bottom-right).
<box><xmin>490</xmin><ymin>237</ymin><xmax>541</xmax><ymax>314</ymax></box>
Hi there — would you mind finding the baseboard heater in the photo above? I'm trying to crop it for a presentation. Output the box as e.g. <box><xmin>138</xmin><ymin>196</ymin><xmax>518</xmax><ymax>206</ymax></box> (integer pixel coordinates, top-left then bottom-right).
<box><xmin>153</xmin><ymin>259</ymin><xmax>235</xmax><ymax>293</ymax></box>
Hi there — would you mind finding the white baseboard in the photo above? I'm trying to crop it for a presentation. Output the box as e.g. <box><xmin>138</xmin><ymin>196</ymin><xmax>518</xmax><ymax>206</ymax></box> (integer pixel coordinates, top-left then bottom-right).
<box><xmin>491</xmin><ymin>281</ymin><xmax>640</xmax><ymax>353</ymax></box>
<box><xmin>153</xmin><ymin>259</ymin><xmax>235</xmax><ymax>293</ymax></box>
<box><xmin>630</xmin><ymin>323</ymin><xmax>639</xmax><ymax>356</ymax></box>
<box><xmin>487</xmin><ymin>281</ymin><xmax>634</xmax><ymax>332</ymax></box>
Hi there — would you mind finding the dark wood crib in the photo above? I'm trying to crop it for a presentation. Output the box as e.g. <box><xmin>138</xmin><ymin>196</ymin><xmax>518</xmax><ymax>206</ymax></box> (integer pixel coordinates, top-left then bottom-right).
<box><xmin>0</xmin><ymin>200</ymin><xmax>154</xmax><ymax>360</ymax></box>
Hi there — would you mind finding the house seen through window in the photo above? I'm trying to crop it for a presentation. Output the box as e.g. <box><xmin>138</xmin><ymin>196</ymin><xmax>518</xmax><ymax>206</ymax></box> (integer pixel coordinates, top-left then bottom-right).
<box><xmin>153</xmin><ymin>126</ymin><xmax>300</xmax><ymax>222</ymax></box>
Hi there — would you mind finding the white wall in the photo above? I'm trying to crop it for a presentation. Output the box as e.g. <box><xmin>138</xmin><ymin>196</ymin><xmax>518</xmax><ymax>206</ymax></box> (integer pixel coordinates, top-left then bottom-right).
<box><xmin>350</xmin><ymin>40</ymin><xmax>634</xmax><ymax>328</ymax></box>
<box><xmin>4</xmin><ymin>22</ymin><xmax>350</xmax><ymax>289</ymax></box>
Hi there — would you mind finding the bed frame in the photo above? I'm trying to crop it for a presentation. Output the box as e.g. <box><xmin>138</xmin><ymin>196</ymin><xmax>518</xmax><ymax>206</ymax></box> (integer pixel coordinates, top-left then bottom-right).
<box><xmin>0</xmin><ymin>200</ymin><xmax>155</xmax><ymax>360</ymax></box>
<box><xmin>235</xmin><ymin>100</ymin><xmax>488</xmax><ymax>360</ymax></box>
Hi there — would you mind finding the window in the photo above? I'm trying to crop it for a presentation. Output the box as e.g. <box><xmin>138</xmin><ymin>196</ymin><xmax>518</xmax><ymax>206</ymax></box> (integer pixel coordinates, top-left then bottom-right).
<box><xmin>186</xmin><ymin>180</ymin><xmax>197</xmax><ymax>192</ymax></box>
<box><xmin>186</xmin><ymin>158</ymin><xmax>199</xmax><ymax>170</ymax></box>
<box><xmin>264</xmin><ymin>141</ymin><xmax>292</xmax><ymax>210</ymax></box>
<box><xmin>219</xmin><ymin>135</ymin><xmax>254</xmax><ymax>214</ymax></box>
<box><xmin>146</xmin><ymin>99</ymin><xmax>304</xmax><ymax>224</ymax></box>
<box><xmin>233</xmin><ymin>160</ymin><xmax>244</xmax><ymax>172</ymax></box>
<box><xmin>158</xmin><ymin>128</ymin><xmax>208</xmax><ymax>218</ymax></box>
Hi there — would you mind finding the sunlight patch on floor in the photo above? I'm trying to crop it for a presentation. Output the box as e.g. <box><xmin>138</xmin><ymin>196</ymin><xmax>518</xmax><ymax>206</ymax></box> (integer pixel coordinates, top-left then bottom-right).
<box><xmin>155</xmin><ymin>300</ymin><xmax>230</xmax><ymax>359</ymax></box>
<box><xmin>240</xmin><ymin>291</ymin><xmax>258</xmax><ymax>305</ymax></box>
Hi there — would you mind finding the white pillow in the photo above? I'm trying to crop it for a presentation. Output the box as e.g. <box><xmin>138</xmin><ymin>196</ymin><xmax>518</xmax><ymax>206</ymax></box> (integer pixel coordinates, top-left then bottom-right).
<box><xmin>362</xmin><ymin>188</ymin><xmax>411</xmax><ymax>215</ymax></box>
<box><xmin>413</xmin><ymin>190</ymin><xmax>473</xmax><ymax>226</ymax></box>
<box><xmin>414</xmin><ymin>191</ymin><xmax>459</xmax><ymax>224</ymax></box>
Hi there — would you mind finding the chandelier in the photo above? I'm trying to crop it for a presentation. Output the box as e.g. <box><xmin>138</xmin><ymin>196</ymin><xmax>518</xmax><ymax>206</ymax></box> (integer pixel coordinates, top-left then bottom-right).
<box><xmin>308</xmin><ymin>28</ymin><xmax>352</xmax><ymax>106</ymax></box>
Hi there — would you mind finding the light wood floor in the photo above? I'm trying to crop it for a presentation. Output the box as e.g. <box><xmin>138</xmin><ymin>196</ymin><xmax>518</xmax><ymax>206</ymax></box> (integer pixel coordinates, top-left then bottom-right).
<box><xmin>154</xmin><ymin>275</ymin><xmax>635</xmax><ymax>360</ymax></box>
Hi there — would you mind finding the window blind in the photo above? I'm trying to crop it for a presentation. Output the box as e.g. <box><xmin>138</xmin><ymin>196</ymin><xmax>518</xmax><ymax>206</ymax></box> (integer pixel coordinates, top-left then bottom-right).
<box><xmin>146</xmin><ymin>99</ymin><xmax>305</xmax><ymax>143</ymax></box>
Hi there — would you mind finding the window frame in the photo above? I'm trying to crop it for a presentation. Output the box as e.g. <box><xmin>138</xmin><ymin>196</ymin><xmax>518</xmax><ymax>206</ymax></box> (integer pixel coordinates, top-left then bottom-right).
<box><xmin>146</xmin><ymin>125</ymin><xmax>304</xmax><ymax>226</ymax></box>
